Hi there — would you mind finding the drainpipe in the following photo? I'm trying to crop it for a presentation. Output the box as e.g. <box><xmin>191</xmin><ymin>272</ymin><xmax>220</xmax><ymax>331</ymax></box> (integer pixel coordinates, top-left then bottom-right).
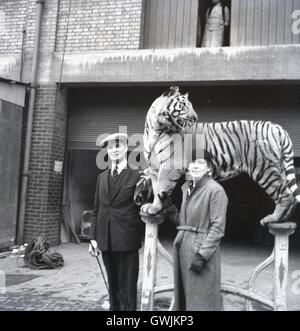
<box><xmin>17</xmin><ymin>0</ymin><xmax>45</xmax><ymax>245</ymax></box>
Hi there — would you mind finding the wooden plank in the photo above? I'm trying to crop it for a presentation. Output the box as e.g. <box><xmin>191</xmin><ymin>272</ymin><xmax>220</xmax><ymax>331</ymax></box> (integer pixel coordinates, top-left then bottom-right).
<box><xmin>142</xmin><ymin>0</ymin><xmax>151</xmax><ymax>48</ymax></box>
<box><xmin>268</xmin><ymin>0</ymin><xmax>278</xmax><ymax>44</ymax></box>
<box><xmin>188</xmin><ymin>0</ymin><xmax>199</xmax><ymax>47</ymax></box>
<box><xmin>292</xmin><ymin>0</ymin><xmax>300</xmax><ymax>44</ymax></box>
<box><xmin>230</xmin><ymin>0</ymin><xmax>240</xmax><ymax>46</ymax></box>
<box><xmin>183</xmin><ymin>0</ymin><xmax>190</xmax><ymax>47</ymax></box>
<box><xmin>133</xmin><ymin>0</ymin><xmax>200</xmax><ymax>49</ymax></box>
<box><xmin>285</xmin><ymin>0</ymin><xmax>294</xmax><ymax>44</ymax></box>
<box><xmin>168</xmin><ymin>0</ymin><xmax>178</xmax><ymax>48</ymax></box>
<box><xmin>238</xmin><ymin>0</ymin><xmax>247</xmax><ymax>46</ymax></box>
<box><xmin>253</xmin><ymin>0</ymin><xmax>263</xmax><ymax>45</ymax></box>
<box><xmin>246</xmin><ymin>0</ymin><xmax>255</xmax><ymax>45</ymax></box>
<box><xmin>261</xmin><ymin>0</ymin><xmax>271</xmax><ymax>45</ymax></box>
<box><xmin>150</xmin><ymin>0</ymin><xmax>158</xmax><ymax>49</ymax></box>
<box><xmin>182</xmin><ymin>0</ymin><xmax>191</xmax><ymax>47</ymax></box>
<box><xmin>175</xmin><ymin>0</ymin><xmax>185</xmax><ymax>47</ymax></box>
<box><xmin>144</xmin><ymin>0</ymin><xmax>154</xmax><ymax>48</ymax></box>
<box><xmin>162</xmin><ymin>0</ymin><xmax>171</xmax><ymax>48</ymax></box>
<box><xmin>154</xmin><ymin>0</ymin><xmax>164</xmax><ymax>49</ymax></box>
<box><xmin>276</xmin><ymin>0</ymin><xmax>286</xmax><ymax>44</ymax></box>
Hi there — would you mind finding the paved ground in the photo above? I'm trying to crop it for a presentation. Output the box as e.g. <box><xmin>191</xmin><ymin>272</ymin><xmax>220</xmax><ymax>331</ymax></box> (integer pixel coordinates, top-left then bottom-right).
<box><xmin>0</xmin><ymin>242</ymin><xmax>299</xmax><ymax>311</ymax></box>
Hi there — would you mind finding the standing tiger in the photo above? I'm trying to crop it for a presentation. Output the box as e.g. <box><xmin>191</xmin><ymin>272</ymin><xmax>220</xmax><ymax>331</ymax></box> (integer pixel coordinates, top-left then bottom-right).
<box><xmin>141</xmin><ymin>86</ymin><xmax>300</xmax><ymax>225</ymax></box>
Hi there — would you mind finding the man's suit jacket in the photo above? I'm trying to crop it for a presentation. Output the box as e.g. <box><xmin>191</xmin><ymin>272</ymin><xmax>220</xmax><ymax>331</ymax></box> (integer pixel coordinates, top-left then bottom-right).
<box><xmin>90</xmin><ymin>167</ymin><xmax>142</xmax><ymax>251</ymax></box>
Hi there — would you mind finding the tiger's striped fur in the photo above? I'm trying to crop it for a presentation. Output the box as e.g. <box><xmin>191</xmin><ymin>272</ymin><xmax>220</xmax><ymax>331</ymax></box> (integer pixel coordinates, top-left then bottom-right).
<box><xmin>143</xmin><ymin>87</ymin><xmax>300</xmax><ymax>224</ymax></box>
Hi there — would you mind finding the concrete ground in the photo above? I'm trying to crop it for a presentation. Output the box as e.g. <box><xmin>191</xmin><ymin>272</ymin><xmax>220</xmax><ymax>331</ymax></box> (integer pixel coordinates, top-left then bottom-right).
<box><xmin>0</xmin><ymin>242</ymin><xmax>299</xmax><ymax>311</ymax></box>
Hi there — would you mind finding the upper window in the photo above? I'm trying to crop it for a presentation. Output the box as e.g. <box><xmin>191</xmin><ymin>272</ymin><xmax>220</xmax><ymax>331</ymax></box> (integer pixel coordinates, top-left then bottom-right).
<box><xmin>143</xmin><ymin>0</ymin><xmax>231</xmax><ymax>49</ymax></box>
<box><xmin>143</xmin><ymin>0</ymin><xmax>300</xmax><ymax>49</ymax></box>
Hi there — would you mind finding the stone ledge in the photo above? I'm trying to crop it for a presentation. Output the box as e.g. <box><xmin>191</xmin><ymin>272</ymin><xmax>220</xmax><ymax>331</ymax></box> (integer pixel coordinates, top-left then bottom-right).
<box><xmin>1</xmin><ymin>45</ymin><xmax>300</xmax><ymax>84</ymax></box>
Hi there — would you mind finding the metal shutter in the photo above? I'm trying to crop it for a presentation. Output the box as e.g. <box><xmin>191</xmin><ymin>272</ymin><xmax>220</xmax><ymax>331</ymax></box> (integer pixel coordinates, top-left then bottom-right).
<box><xmin>67</xmin><ymin>86</ymin><xmax>300</xmax><ymax>156</ymax></box>
<box><xmin>68</xmin><ymin>106</ymin><xmax>148</xmax><ymax>150</ymax></box>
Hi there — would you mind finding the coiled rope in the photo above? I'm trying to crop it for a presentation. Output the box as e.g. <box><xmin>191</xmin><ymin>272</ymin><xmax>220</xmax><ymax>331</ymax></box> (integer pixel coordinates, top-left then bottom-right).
<box><xmin>24</xmin><ymin>236</ymin><xmax>64</xmax><ymax>270</ymax></box>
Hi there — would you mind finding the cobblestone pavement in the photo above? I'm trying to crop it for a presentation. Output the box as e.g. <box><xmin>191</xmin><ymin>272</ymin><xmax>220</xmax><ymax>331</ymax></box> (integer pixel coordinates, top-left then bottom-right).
<box><xmin>0</xmin><ymin>242</ymin><xmax>299</xmax><ymax>311</ymax></box>
<box><xmin>0</xmin><ymin>294</ymin><xmax>104</xmax><ymax>311</ymax></box>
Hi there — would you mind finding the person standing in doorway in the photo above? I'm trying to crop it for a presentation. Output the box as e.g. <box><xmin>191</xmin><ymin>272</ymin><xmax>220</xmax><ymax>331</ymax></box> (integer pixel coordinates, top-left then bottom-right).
<box><xmin>201</xmin><ymin>0</ymin><xmax>230</xmax><ymax>47</ymax></box>
<box><xmin>167</xmin><ymin>148</ymin><xmax>228</xmax><ymax>311</ymax></box>
<box><xmin>89</xmin><ymin>133</ymin><xmax>143</xmax><ymax>311</ymax></box>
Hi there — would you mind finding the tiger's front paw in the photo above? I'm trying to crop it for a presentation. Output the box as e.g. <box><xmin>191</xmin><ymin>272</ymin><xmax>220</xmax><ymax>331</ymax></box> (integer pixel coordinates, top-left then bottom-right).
<box><xmin>147</xmin><ymin>197</ymin><xmax>163</xmax><ymax>215</ymax></box>
<box><xmin>140</xmin><ymin>203</ymin><xmax>153</xmax><ymax>215</ymax></box>
<box><xmin>140</xmin><ymin>203</ymin><xmax>165</xmax><ymax>224</ymax></box>
<box><xmin>148</xmin><ymin>205</ymin><xmax>163</xmax><ymax>215</ymax></box>
<box><xmin>140</xmin><ymin>203</ymin><xmax>162</xmax><ymax>216</ymax></box>
<box><xmin>260</xmin><ymin>215</ymin><xmax>277</xmax><ymax>226</ymax></box>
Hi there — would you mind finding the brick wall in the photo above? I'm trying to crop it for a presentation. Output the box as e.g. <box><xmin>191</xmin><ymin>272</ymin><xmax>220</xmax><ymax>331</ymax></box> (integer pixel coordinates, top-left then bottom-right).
<box><xmin>1</xmin><ymin>0</ymin><xmax>145</xmax><ymax>245</ymax></box>
<box><xmin>0</xmin><ymin>0</ymin><xmax>144</xmax><ymax>55</ymax></box>
<box><xmin>55</xmin><ymin>0</ymin><xmax>144</xmax><ymax>52</ymax></box>
<box><xmin>0</xmin><ymin>0</ymin><xmax>28</xmax><ymax>55</ymax></box>
<box><xmin>24</xmin><ymin>85</ymin><xmax>67</xmax><ymax>245</ymax></box>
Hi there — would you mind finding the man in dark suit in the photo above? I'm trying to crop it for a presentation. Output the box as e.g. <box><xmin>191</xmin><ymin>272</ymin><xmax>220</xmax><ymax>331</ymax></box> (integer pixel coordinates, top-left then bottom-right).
<box><xmin>89</xmin><ymin>133</ymin><xmax>143</xmax><ymax>311</ymax></box>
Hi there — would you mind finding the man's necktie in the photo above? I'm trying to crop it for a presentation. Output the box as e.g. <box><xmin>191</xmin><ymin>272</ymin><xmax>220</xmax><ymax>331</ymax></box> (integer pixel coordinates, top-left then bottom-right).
<box><xmin>187</xmin><ymin>181</ymin><xmax>194</xmax><ymax>198</ymax></box>
<box><xmin>112</xmin><ymin>165</ymin><xmax>118</xmax><ymax>178</ymax></box>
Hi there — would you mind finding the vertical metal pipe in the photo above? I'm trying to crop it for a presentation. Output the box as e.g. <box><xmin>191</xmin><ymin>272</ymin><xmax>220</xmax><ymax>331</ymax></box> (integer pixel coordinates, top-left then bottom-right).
<box><xmin>17</xmin><ymin>0</ymin><xmax>45</xmax><ymax>245</ymax></box>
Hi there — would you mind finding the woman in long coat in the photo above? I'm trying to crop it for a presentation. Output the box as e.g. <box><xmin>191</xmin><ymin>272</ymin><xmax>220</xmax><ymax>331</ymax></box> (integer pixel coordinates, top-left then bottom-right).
<box><xmin>167</xmin><ymin>150</ymin><xmax>228</xmax><ymax>311</ymax></box>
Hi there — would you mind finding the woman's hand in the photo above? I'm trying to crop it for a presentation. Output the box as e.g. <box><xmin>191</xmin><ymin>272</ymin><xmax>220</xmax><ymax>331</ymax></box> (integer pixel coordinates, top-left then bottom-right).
<box><xmin>190</xmin><ymin>253</ymin><xmax>206</xmax><ymax>273</ymax></box>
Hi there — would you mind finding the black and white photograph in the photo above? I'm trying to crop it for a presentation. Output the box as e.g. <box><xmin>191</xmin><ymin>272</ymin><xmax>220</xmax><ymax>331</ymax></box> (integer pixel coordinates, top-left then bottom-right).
<box><xmin>0</xmin><ymin>0</ymin><xmax>300</xmax><ymax>316</ymax></box>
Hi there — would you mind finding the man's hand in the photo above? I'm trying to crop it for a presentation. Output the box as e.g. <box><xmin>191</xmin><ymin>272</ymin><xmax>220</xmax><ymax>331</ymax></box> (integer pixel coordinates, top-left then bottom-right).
<box><xmin>190</xmin><ymin>253</ymin><xmax>206</xmax><ymax>274</ymax></box>
<box><xmin>89</xmin><ymin>240</ymin><xmax>100</xmax><ymax>257</ymax></box>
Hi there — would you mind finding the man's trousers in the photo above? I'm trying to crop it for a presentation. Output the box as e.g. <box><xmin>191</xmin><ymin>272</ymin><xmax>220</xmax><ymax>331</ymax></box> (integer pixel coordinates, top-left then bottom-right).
<box><xmin>102</xmin><ymin>250</ymin><xmax>139</xmax><ymax>311</ymax></box>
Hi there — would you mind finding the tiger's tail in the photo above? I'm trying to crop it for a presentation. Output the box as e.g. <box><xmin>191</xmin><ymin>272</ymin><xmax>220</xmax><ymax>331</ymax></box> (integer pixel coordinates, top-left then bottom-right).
<box><xmin>281</xmin><ymin>127</ymin><xmax>300</xmax><ymax>204</ymax></box>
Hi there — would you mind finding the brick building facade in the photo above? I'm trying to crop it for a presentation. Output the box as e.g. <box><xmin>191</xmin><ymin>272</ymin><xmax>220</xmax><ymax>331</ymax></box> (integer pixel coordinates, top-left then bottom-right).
<box><xmin>0</xmin><ymin>0</ymin><xmax>300</xmax><ymax>246</ymax></box>
<box><xmin>0</xmin><ymin>0</ymin><xmax>146</xmax><ymax>245</ymax></box>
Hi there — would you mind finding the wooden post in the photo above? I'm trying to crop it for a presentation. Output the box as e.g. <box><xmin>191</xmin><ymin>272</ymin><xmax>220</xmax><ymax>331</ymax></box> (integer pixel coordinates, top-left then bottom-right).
<box><xmin>268</xmin><ymin>222</ymin><xmax>297</xmax><ymax>311</ymax></box>
<box><xmin>140</xmin><ymin>214</ymin><xmax>163</xmax><ymax>311</ymax></box>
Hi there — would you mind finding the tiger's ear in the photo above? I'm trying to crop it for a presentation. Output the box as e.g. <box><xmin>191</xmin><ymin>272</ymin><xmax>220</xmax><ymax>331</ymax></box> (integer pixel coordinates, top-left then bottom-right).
<box><xmin>162</xmin><ymin>86</ymin><xmax>179</xmax><ymax>97</ymax></box>
<box><xmin>183</xmin><ymin>92</ymin><xmax>189</xmax><ymax>99</ymax></box>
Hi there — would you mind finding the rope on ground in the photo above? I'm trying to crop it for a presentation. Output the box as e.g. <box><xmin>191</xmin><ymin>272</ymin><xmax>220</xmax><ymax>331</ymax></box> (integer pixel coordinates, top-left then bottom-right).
<box><xmin>24</xmin><ymin>236</ymin><xmax>64</xmax><ymax>270</ymax></box>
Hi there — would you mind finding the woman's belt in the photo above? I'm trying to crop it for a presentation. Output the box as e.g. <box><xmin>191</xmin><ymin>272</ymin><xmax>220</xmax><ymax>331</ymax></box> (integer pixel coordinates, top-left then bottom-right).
<box><xmin>176</xmin><ymin>225</ymin><xmax>207</xmax><ymax>234</ymax></box>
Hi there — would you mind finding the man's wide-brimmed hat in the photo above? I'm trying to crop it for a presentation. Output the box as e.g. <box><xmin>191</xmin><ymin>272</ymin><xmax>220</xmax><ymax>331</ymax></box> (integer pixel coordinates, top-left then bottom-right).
<box><xmin>97</xmin><ymin>133</ymin><xmax>129</xmax><ymax>148</ymax></box>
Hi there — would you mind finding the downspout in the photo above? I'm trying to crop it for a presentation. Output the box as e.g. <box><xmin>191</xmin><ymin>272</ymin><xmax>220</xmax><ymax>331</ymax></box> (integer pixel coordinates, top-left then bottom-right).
<box><xmin>17</xmin><ymin>0</ymin><xmax>45</xmax><ymax>245</ymax></box>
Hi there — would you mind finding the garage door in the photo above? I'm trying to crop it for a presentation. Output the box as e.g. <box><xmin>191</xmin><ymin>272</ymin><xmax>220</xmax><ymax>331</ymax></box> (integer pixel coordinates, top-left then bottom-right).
<box><xmin>67</xmin><ymin>87</ymin><xmax>156</xmax><ymax>150</ymax></box>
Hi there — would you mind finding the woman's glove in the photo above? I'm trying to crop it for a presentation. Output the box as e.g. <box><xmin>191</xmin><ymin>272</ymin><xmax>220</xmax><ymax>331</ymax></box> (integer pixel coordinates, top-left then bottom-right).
<box><xmin>190</xmin><ymin>253</ymin><xmax>206</xmax><ymax>273</ymax></box>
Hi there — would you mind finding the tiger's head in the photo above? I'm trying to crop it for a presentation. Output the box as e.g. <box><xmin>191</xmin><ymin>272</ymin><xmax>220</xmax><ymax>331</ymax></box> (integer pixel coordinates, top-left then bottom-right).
<box><xmin>148</xmin><ymin>86</ymin><xmax>198</xmax><ymax>133</ymax></box>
